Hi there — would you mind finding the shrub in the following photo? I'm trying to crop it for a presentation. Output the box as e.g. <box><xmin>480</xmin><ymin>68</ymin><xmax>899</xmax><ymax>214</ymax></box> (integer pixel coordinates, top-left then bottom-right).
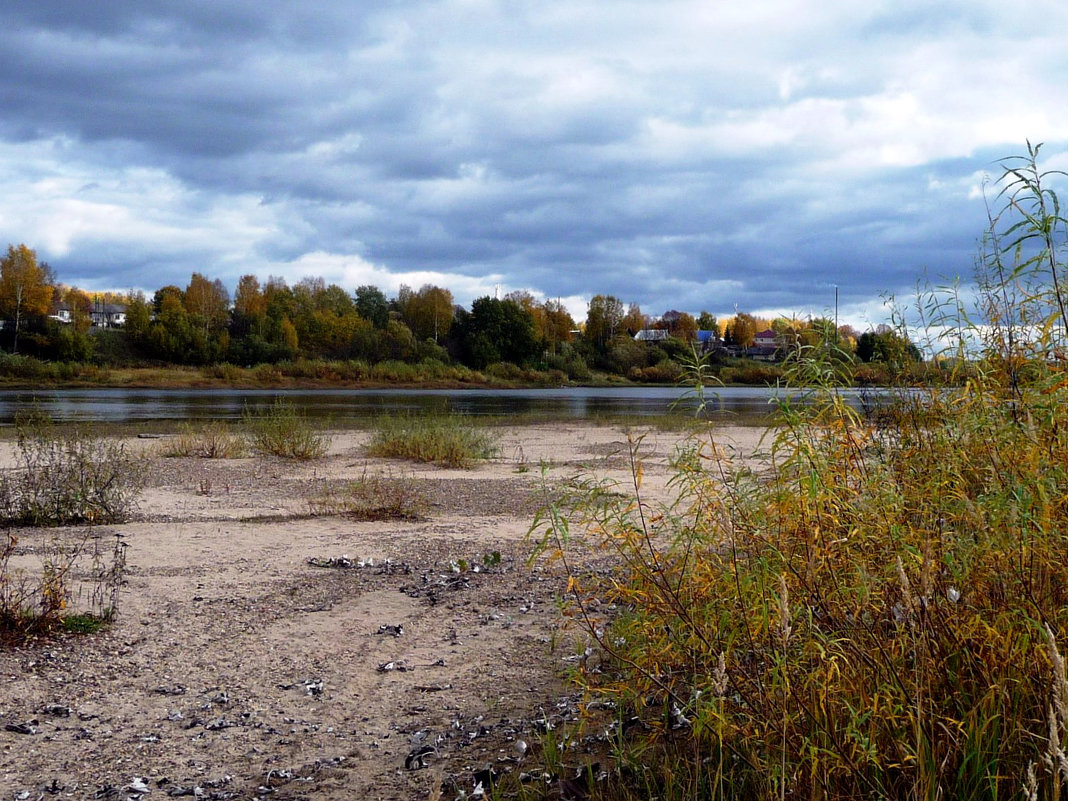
<box><xmin>627</xmin><ymin>359</ymin><xmax>684</xmax><ymax>383</ymax></box>
<box><xmin>0</xmin><ymin>417</ymin><xmax>144</xmax><ymax>526</ymax></box>
<box><xmin>0</xmin><ymin>354</ymin><xmax>52</xmax><ymax>380</ymax></box>
<box><xmin>717</xmin><ymin>361</ymin><xmax>784</xmax><ymax>385</ymax></box>
<box><xmin>202</xmin><ymin>362</ymin><xmax>245</xmax><ymax>382</ymax></box>
<box><xmin>162</xmin><ymin>422</ymin><xmax>249</xmax><ymax>458</ymax></box>
<box><xmin>369</xmin><ymin>360</ymin><xmax>421</xmax><ymax>382</ymax></box>
<box><xmin>367</xmin><ymin>413</ymin><xmax>498</xmax><ymax>468</ymax></box>
<box><xmin>243</xmin><ymin>398</ymin><xmax>329</xmax><ymax>459</ymax></box>
<box><xmin>546</xmin><ymin>344</ymin><xmax>593</xmax><ymax>381</ymax></box>
<box><xmin>253</xmin><ymin>363</ymin><xmax>284</xmax><ymax>383</ymax></box>
<box><xmin>485</xmin><ymin>361</ymin><xmax>525</xmax><ymax>381</ymax></box>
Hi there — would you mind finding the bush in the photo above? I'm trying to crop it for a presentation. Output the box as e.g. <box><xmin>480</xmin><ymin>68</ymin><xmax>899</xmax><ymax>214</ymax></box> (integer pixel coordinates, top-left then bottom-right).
<box><xmin>369</xmin><ymin>360</ymin><xmax>421</xmax><ymax>382</ymax></box>
<box><xmin>367</xmin><ymin>413</ymin><xmax>498</xmax><ymax>468</ymax></box>
<box><xmin>253</xmin><ymin>363</ymin><xmax>284</xmax><ymax>383</ymax></box>
<box><xmin>201</xmin><ymin>362</ymin><xmax>246</xmax><ymax>382</ymax></box>
<box><xmin>0</xmin><ymin>354</ymin><xmax>53</xmax><ymax>380</ymax></box>
<box><xmin>485</xmin><ymin>361</ymin><xmax>528</xmax><ymax>383</ymax></box>
<box><xmin>243</xmin><ymin>398</ymin><xmax>329</xmax><ymax>459</ymax></box>
<box><xmin>0</xmin><ymin>417</ymin><xmax>144</xmax><ymax>526</ymax></box>
<box><xmin>0</xmin><ymin>415</ymin><xmax>135</xmax><ymax>641</ymax></box>
<box><xmin>546</xmin><ymin>350</ymin><xmax>591</xmax><ymax>381</ymax></box>
<box><xmin>627</xmin><ymin>359</ymin><xmax>684</xmax><ymax>383</ymax></box>
<box><xmin>718</xmin><ymin>361</ymin><xmax>784</xmax><ymax>384</ymax></box>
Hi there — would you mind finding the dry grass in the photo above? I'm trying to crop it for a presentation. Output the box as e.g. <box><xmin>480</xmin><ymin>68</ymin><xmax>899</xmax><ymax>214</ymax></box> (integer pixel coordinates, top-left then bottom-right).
<box><xmin>306</xmin><ymin>470</ymin><xmax>426</xmax><ymax>521</ymax></box>
<box><xmin>243</xmin><ymin>398</ymin><xmax>330</xmax><ymax>459</ymax></box>
<box><xmin>528</xmin><ymin>144</ymin><xmax>1068</xmax><ymax>800</ymax></box>
<box><xmin>161</xmin><ymin>422</ymin><xmax>249</xmax><ymax>458</ymax></box>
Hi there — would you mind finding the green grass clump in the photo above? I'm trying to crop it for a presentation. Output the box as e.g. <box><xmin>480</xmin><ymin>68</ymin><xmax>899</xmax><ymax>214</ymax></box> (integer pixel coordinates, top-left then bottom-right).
<box><xmin>307</xmin><ymin>470</ymin><xmax>426</xmax><ymax>520</ymax></box>
<box><xmin>529</xmin><ymin>144</ymin><xmax>1068</xmax><ymax>800</ymax></box>
<box><xmin>60</xmin><ymin>612</ymin><xmax>111</xmax><ymax>635</ymax></box>
<box><xmin>366</xmin><ymin>413</ymin><xmax>498</xmax><ymax>468</ymax></box>
<box><xmin>161</xmin><ymin>421</ymin><xmax>249</xmax><ymax>458</ymax></box>
<box><xmin>243</xmin><ymin>398</ymin><xmax>329</xmax><ymax>459</ymax></box>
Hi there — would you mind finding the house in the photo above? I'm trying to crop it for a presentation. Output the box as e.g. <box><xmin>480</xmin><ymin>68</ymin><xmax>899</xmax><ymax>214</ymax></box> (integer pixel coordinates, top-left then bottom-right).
<box><xmin>746</xmin><ymin>344</ymin><xmax>779</xmax><ymax>362</ymax></box>
<box><xmin>49</xmin><ymin>303</ymin><xmax>73</xmax><ymax>324</ymax></box>
<box><xmin>90</xmin><ymin>303</ymin><xmax>127</xmax><ymax>328</ymax></box>
<box><xmin>696</xmin><ymin>330</ymin><xmax>719</xmax><ymax>351</ymax></box>
<box><xmin>740</xmin><ymin>329</ymin><xmax>779</xmax><ymax>361</ymax></box>
<box><xmin>753</xmin><ymin>329</ymin><xmax>778</xmax><ymax>348</ymax></box>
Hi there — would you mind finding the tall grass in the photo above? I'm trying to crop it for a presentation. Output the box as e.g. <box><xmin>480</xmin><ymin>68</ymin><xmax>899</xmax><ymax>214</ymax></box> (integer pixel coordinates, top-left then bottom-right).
<box><xmin>243</xmin><ymin>398</ymin><xmax>329</xmax><ymax>459</ymax></box>
<box><xmin>367</xmin><ymin>413</ymin><xmax>499</xmax><ymax>467</ymax></box>
<box><xmin>307</xmin><ymin>470</ymin><xmax>426</xmax><ymax>520</ymax></box>
<box><xmin>161</xmin><ymin>421</ymin><xmax>249</xmax><ymax>458</ymax></box>
<box><xmin>530</xmin><ymin>144</ymin><xmax>1068</xmax><ymax>800</ymax></box>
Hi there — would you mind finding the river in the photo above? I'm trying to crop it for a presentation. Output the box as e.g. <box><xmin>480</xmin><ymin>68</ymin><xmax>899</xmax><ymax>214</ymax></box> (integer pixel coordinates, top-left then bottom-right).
<box><xmin>0</xmin><ymin>385</ymin><xmax>899</xmax><ymax>425</ymax></box>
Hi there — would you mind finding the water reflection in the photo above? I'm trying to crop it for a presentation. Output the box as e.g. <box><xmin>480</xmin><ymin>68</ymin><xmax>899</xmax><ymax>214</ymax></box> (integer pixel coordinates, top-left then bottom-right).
<box><xmin>0</xmin><ymin>386</ymin><xmax>896</xmax><ymax>425</ymax></box>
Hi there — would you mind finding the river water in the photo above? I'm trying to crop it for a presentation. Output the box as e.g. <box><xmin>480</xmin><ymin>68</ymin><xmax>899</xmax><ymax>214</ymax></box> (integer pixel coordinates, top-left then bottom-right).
<box><xmin>0</xmin><ymin>385</ymin><xmax>898</xmax><ymax>425</ymax></box>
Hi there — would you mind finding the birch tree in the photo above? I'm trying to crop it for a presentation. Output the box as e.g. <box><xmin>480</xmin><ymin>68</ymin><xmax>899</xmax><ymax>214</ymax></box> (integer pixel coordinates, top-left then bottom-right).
<box><xmin>0</xmin><ymin>244</ymin><xmax>54</xmax><ymax>353</ymax></box>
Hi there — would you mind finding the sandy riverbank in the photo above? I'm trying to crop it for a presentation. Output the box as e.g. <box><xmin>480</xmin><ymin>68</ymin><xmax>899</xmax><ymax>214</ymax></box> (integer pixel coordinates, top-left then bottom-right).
<box><xmin>0</xmin><ymin>423</ymin><xmax>768</xmax><ymax>799</ymax></box>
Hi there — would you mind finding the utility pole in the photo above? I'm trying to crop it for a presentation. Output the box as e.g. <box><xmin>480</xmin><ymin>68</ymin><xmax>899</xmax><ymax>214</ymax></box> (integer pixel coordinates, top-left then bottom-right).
<box><xmin>834</xmin><ymin>285</ymin><xmax>839</xmax><ymax>346</ymax></box>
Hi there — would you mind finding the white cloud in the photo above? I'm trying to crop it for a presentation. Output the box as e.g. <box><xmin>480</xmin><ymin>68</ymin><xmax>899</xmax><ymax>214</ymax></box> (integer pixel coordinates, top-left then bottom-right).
<box><xmin>4</xmin><ymin>0</ymin><xmax>1068</xmax><ymax>326</ymax></box>
<box><xmin>0</xmin><ymin>138</ymin><xmax>291</xmax><ymax>267</ymax></box>
<box><xmin>279</xmin><ymin>250</ymin><xmax>506</xmax><ymax>304</ymax></box>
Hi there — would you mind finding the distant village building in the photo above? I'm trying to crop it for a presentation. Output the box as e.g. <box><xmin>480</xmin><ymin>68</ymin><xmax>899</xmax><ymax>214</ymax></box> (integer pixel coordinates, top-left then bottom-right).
<box><xmin>747</xmin><ymin>329</ymin><xmax>780</xmax><ymax>362</ymax></box>
<box><xmin>90</xmin><ymin>303</ymin><xmax>127</xmax><ymax>328</ymax></box>
<box><xmin>753</xmin><ymin>329</ymin><xmax>777</xmax><ymax>348</ymax></box>
<box><xmin>46</xmin><ymin>300</ymin><xmax>129</xmax><ymax>328</ymax></box>
<box><xmin>49</xmin><ymin>303</ymin><xmax>73</xmax><ymax>324</ymax></box>
<box><xmin>696</xmin><ymin>330</ymin><xmax>719</xmax><ymax>350</ymax></box>
<box><xmin>634</xmin><ymin>328</ymin><xmax>722</xmax><ymax>352</ymax></box>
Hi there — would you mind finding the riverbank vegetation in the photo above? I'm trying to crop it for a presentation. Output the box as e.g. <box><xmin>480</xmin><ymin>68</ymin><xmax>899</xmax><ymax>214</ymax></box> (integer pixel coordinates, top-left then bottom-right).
<box><xmin>528</xmin><ymin>144</ymin><xmax>1068</xmax><ymax>799</ymax></box>
<box><xmin>243</xmin><ymin>398</ymin><xmax>330</xmax><ymax>460</ymax></box>
<box><xmin>0</xmin><ymin>415</ymin><xmax>140</xmax><ymax>641</ymax></box>
<box><xmin>367</xmin><ymin>412</ymin><xmax>500</xmax><ymax>468</ymax></box>
<box><xmin>0</xmin><ymin>244</ymin><xmax>929</xmax><ymax>389</ymax></box>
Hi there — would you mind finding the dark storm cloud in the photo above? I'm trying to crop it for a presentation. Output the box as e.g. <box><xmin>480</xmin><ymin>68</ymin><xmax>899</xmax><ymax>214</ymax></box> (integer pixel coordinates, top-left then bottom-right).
<box><xmin>2</xmin><ymin>0</ymin><xmax>1068</xmax><ymax>325</ymax></box>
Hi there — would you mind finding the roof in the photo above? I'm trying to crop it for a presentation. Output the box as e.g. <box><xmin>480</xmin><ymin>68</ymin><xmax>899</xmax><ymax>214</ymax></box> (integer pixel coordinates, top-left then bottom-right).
<box><xmin>92</xmin><ymin>303</ymin><xmax>128</xmax><ymax>314</ymax></box>
<box><xmin>634</xmin><ymin>329</ymin><xmax>670</xmax><ymax>341</ymax></box>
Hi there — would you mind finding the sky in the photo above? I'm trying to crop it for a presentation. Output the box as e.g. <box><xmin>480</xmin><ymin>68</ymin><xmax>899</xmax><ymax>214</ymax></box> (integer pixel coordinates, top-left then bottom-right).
<box><xmin>2</xmin><ymin>1</ymin><xmax>1068</xmax><ymax>330</ymax></box>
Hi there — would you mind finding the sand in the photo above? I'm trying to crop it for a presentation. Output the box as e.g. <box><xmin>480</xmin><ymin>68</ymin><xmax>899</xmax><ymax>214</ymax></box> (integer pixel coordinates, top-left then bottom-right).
<box><xmin>0</xmin><ymin>422</ymin><xmax>767</xmax><ymax>800</ymax></box>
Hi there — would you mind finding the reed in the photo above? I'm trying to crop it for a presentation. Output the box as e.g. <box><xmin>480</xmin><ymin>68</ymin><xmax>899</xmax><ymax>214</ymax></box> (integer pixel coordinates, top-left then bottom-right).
<box><xmin>528</xmin><ymin>144</ymin><xmax>1068</xmax><ymax>800</ymax></box>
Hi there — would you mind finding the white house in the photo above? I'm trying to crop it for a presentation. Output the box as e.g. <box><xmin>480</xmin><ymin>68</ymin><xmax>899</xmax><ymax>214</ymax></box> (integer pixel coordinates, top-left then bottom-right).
<box><xmin>90</xmin><ymin>303</ymin><xmax>127</xmax><ymax>328</ymax></box>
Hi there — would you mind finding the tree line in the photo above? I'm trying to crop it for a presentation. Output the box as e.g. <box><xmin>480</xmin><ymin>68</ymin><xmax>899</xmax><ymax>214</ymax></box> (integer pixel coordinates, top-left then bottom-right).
<box><xmin>0</xmin><ymin>243</ymin><xmax>920</xmax><ymax>381</ymax></box>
